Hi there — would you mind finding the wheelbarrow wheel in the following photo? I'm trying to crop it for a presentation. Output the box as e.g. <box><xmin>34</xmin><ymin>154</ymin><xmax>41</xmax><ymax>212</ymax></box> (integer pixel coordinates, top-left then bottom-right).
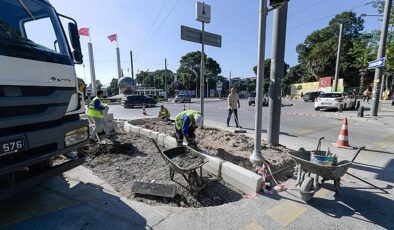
<box><xmin>300</xmin><ymin>176</ymin><xmax>315</xmax><ymax>202</ymax></box>
<box><xmin>188</xmin><ymin>170</ymin><xmax>205</xmax><ymax>192</ymax></box>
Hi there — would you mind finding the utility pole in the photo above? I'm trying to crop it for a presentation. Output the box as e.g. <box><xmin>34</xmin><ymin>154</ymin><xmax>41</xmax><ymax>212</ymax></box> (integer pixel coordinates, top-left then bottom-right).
<box><xmin>200</xmin><ymin>21</ymin><xmax>205</xmax><ymax>127</ymax></box>
<box><xmin>267</xmin><ymin>2</ymin><xmax>288</xmax><ymax>147</ymax></box>
<box><xmin>371</xmin><ymin>0</ymin><xmax>393</xmax><ymax>116</ymax></box>
<box><xmin>165</xmin><ymin>58</ymin><xmax>168</xmax><ymax>101</ymax></box>
<box><xmin>88</xmin><ymin>42</ymin><xmax>97</xmax><ymax>97</ymax></box>
<box><xmin>130</xmin><ymin>51</ymin><xmax>134</xmax><ymax>81</ymax></box>
<box><xmin>229</xmin><ymin>71</ymin><xmax>232</xmax><ymax>90</ymax></box>
<box><xmin>250</xmin><ymin>0</ymin><xmax>267</xmax><ymax>166</ymax></box>
<box><xmin>333</xmin><ymin>23</ymin><xmax>343</xmax><ymax>92</ymax></box>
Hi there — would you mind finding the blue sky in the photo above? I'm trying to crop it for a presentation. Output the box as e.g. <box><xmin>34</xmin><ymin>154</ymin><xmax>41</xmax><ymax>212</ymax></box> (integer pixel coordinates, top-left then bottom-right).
<box><xmin>50</xmin><ymin>0</ymin><xmax>381</xmax><ymax>86</ymax></box>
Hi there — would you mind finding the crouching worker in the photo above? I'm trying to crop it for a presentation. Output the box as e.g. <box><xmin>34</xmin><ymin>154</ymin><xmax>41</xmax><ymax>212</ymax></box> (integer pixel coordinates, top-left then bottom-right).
<box><xmin>175</xmin><ymin>110</ymin><xmax>203</xmax><ymax>147</ymax></box>
<box><xmin>158</xmin><ymin>105</ymin><xmax>170</xmax><ymax>121</ymax></box>
<box><xmin>87</xmin><ymin>90</ymin><xmax>110</xmax><ymax>141</ymax></box>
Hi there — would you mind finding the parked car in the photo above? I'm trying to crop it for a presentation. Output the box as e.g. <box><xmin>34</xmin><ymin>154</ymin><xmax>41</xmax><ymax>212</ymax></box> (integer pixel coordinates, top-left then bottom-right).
<box><xmin>248</xmin><ymin>91</ymin><xmax>268</xmax><ymax>106</ymax></box>
<box><xmin>121</xmin><ymin>95</ymin><xmax>157</xmax><ymax>108</ymax></box>
<box><xmin>174</xmin><ymin>94</ymin><xmax>191</xmax><ymax>103</ymax></box>
<box><xmin>314</xmin><ymin>92</ymin><xmax>356</xmax><ymax>111</ymax></box>
<box><xmin>303</xmin><ymin>91</ymin><xmax>322</xmax><ymax>102</ymax></box>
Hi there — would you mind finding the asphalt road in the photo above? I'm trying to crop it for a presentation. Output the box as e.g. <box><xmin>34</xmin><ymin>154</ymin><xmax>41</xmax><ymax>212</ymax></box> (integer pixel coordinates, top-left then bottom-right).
<box><xmin>110</xmin><ymin>99</ymin><xmax>394</xmax><ymax>153</ymax></box>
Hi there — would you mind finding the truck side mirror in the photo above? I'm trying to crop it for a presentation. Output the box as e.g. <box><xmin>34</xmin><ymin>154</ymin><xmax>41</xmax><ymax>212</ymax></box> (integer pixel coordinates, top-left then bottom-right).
<box><xmin>68</xmin><ymin>22</ymin><xmax>83</xmax><ymax>64</ymax></box>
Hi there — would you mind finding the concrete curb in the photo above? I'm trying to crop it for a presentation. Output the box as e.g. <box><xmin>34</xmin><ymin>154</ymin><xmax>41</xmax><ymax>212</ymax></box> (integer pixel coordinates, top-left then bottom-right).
<box><xmin>123</xmin><ymin>120</ymin><xmax>262</xmax><ymax>195</ymax></box>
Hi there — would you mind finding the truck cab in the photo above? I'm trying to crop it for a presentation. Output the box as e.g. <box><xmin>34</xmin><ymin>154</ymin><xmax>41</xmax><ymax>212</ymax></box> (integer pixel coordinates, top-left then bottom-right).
<box><xmin>0</xmin><ymin>0</ymin><xmax>89</xmax><ymax>199</ymax></box>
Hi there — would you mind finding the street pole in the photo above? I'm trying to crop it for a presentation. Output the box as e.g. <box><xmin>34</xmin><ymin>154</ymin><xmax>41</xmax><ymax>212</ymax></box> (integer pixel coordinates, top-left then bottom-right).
<box><xmin>200</xmin><ymin>21</ymin><xmax>205</xmax><ymax>127</ymax></box>
<box><xmin>130</xmin><ymin>51</ymin><xmax>134</xmax><ymax>82</ymax></box>
<box><xmin>116</xmin><ymin>47</ymin><xmax>122</xmax><ymax>94</ymax></box>
<box><xmin>88</xmin><ymin>42</ymin><xmax>97</xmax><ymax>97</ymax></box>
<box><xmin>206</xmin><ymin>78</ymin><xmax>209</xmax><ymax>98</ymax></box>
<box><xmin>229</xmin><ymin>71</ymin><xmax>232</xmax><ymax>91</ymax></box>
<box><xmin>371</xmin><ymin>0</ymin><xmax>393</xmax><ymax>116</ymax></box>
<box><xmin>165</xmin><ymin>58</ymin><xmax>168</xmax><ymax>101</ymax></box>
<box><xmin>334</xmin><ymin>23</ymin><xmax>343</xmax><ymax>92</ymax></box>
<box><xmin>267</xmin><ymin>2</ymin><xmax>288</xmax><ymax>147</ymax></box>
<box><xmin>250</xmin><ymin>0</ymin><xmax>267</xmax><ymax>166</ymax></box>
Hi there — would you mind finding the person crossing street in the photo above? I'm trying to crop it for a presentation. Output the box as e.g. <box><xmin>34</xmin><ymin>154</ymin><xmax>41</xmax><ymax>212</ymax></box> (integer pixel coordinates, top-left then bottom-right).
<box><xmin>87</xmin><ymin>90</ymin><xmax>110</xmax><ymax>141</ymax></box>
<box><xmin>227</xmin><ymin>88</ymin><xmax>241</xmax><ymax>128</ymax></box>
<box><xmin>175</xmin><ymin>110</ymin><xmax>203</xmax><ymax>147</ymax></box>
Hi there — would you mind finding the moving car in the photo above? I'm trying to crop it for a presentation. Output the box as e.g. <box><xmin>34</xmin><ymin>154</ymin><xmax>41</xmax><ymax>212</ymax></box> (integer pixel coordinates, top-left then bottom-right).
<box><xmin>303</xmin><ymin>91</ymin><xmax>322</xmax><ymax>102</ymax></box>
<box><xmin>121</xmin><ymin>95</ymin><xmax>157</xmax><ymax>108</ymax></box>
<box><xmin>174</xmin><ymin>94</ymin><xmax>191</xmax><ymax>103</ymax></box>
<box><xmin>314</xmin><ymin>92</ymin><xmax>356</xmax><ymax>111</ymax></box>
<box><xmin>248</xmin><ymin>91</ymin><xmax>268</xmax><ymax>106</ymax></box>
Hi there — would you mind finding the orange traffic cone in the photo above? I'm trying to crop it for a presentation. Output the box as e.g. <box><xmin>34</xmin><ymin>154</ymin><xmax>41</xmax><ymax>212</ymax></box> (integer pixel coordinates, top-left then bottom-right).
<box><xmin>333</xmin><ymin>117</ymin><xmax>353</xmax><ymax>149</ymax></box>
<box><xmin>183</xmin><ymin>104</ymin><xmax>186</xmax><ymax>111</ymax></box>
<box><xmin>142</xmin><ymin>104</ymin><xmax>147</xmax><ymax>115</ymax></box>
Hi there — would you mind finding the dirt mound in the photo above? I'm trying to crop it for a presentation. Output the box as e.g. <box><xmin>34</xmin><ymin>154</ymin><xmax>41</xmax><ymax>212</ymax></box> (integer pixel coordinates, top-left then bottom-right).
<box><xmin>84</xmin><ymin>132</ymin><xmax>243</xmax><ymax>208</ymax></box>
<box><xmin>139</xmin><ymin>121</ymin><xmax>294</xmax><ymax>179</ymax></box>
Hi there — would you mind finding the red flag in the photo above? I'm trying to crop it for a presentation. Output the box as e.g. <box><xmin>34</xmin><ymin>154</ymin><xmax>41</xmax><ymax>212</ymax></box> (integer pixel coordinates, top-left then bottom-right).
<box><xmin>319</xmin><ymin>76</ymin><xmax>332</xmax><ymax>87</ymax></box>
<box><xmin>107</xmin><ymin>34</ymin><xmax>117</xmax><ymax>42</ymax></box>
<box><xmin>78</xmin><ymin>27</ymin><xmax>90</xmax><ymax>37</ymax></box>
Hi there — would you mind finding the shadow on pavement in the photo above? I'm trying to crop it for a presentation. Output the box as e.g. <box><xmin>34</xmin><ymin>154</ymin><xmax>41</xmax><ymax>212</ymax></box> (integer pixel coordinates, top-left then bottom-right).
<box><xmin>239</xmin><ymin>127</ymin><xmax>297</xmax><ymax>137</ymax></box>
<box><xmin>0</xmin><ymin>176</ymin><xmax>149</xmax><ymax>230</ymax></box>
<box><xmin>309</xmin><ymin>185</ymin><xmax>394</xmax><ymax>229</ymax></box>
<box><xmin>351</xmin><ymin>159</ymin><xmax>394</xmax><ymax>184</ymax></box>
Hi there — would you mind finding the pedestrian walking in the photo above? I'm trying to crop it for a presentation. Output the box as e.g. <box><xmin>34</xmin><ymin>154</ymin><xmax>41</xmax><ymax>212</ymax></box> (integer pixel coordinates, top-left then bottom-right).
<box><xmin>227</xmin><ymin>88</ymin><xmax>241</xmax><ymax>128</ymax></box>
<box><xmin>87</xmin><ymin>90</ymin><xmax>110</xmax><ymax>141</ymax></box>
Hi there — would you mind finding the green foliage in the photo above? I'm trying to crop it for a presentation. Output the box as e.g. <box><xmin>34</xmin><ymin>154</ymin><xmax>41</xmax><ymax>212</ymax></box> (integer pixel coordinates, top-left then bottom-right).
<box><xmin>176</xmin><ymin>51</ymin><xmax>221</xmax><ymax>95</ymax></box>
<box><xmin>107</xmin><ymin>78</ymin><xmax>119</xmax><ymax>96</ymax></box>
<box><xmin>252</xmin><ymin>59</ymin><xmax>289</xmax><ymax>93</ymax></box>
<box><xmin>296</xmin><ymin>11</ymin><xmax>364</xmax><ymax>86</ymax></box>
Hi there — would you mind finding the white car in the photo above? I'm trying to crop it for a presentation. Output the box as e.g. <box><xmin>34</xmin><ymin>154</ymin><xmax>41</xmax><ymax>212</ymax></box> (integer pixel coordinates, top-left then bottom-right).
<box><xmin>248</xmin><ymin>91</ymin><xmax>268</xmax><ymax>106</ymax></box>
<box><xmin>314</xmin><ymin>92</ymin><xmax>356</xmax><ymax>111</ymax></box>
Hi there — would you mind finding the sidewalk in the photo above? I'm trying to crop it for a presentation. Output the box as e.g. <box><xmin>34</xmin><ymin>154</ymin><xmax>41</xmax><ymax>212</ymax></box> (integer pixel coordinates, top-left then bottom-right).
<box><xmin>2</xmin><ymin>117</ymin><xmax>393</xmax><ymax>230</ymax></box>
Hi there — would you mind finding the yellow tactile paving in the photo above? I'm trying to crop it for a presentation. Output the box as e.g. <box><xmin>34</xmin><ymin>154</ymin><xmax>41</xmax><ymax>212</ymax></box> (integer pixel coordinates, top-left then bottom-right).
<box><xmin>240</xmin><ymin>221</ymin><xmax>264</xmax><ymax>230</ymax></box>
<box><xmin>266</xmin><ymin>200</ymin><xmax>307</xmax><ymax>228</ymax></box>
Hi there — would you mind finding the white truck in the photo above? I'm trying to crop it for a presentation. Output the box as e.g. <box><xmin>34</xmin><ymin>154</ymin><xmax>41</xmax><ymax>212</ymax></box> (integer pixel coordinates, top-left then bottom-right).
<box><xmin>0</xmin><ymin>0</ymin><xmax>89</xmax><ymax>199</ymax></box>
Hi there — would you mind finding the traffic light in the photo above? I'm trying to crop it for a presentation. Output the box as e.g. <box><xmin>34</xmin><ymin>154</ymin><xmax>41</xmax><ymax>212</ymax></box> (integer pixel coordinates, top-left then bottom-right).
<box><xmin>270</xmin><ymin>0</ymin><xmax>289</xmax><ymax>7</ymax></box>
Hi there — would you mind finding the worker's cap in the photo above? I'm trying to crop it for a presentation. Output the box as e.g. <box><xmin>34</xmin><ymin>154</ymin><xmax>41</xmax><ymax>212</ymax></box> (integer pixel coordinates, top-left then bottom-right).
<box><xmin>194</xmin><ymin>114</ymin><xmax>203</xmax><ymax>127</ymax></box>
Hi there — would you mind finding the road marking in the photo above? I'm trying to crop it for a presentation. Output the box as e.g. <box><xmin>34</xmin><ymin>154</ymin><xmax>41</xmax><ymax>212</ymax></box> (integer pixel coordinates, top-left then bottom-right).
<box><xmin>266</xmin><ymin>200</ymin><xmax>307</xmax><ymax>227</ymax></box>
<box><xmin>369</xmin><ymin>133</ymin><xmax>394</xmax><ymax>150</ymax></box>
<box><xmin>240</xmin><ymin>221</ymin><xmax>264</xmax><ymax>230</ymax></box>
<box><xmin>289</xmin><ymin>122</ymin><xmax>340</xmax><ymax>137</ymax></box>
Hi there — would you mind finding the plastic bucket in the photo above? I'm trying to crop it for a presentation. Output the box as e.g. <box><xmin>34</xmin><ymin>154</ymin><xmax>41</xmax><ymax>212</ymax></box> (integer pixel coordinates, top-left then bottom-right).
<box><xmin>310</xmin><ymin>152</ymin><xmax>337</xmax><ymax>166</ymax></box>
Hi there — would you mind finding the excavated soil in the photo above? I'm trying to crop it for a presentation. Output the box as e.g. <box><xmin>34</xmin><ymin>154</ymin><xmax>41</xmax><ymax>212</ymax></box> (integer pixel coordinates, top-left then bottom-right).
<box><xmin>84</xmin><ymin>132</ymin><xmax>243</xmax><ymax>208</ymax></box>
<box><xmin>139</xmin><ymin>120</ymin><xmax>295</xmax><ymax>180</ymax></box>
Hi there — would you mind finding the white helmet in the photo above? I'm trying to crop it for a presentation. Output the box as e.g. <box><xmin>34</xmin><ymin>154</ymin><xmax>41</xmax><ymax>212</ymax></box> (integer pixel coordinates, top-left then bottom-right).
<box><xmin>194</xmin><ymin>114</ymin><xmax>203</xmax><ymax>127</ymax></box>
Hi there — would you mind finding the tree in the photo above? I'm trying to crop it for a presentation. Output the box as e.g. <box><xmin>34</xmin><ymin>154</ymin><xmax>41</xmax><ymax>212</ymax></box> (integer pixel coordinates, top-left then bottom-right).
<box><xmin>282</xmin><ymin>64</ymin><xmax>306</xmax><ymax>95</ymax></box>
<box><xmin>107</xmin><ymin>78</ymin><xmax>119</xmax><ymax>96</ymax></box>
<box><xmin>296</xmin><ymin>11</ymin><xmax>365</xmax><ymax>86</ymax></box>
<box><xmin>176</xmin><ymin>51</ymin><xmax>222</xmax><ymax>96</ymax></box>
<box><xmin>253</xmin><ymin>59</ymin><xmax>289</xmax><ymax>93</ymax></box>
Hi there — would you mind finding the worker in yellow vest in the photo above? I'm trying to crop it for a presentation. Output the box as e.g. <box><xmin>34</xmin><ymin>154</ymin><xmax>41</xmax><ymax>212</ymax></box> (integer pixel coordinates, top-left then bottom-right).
<box><xmin>87</xmin><ymin>90</ymin><xmax>109</xmax><ymax>141</ymax></box>
<box><xmin>175</xmin><ymin>110</ymin><xmax>203</xmax><ymax>146</ymax></box>
<box><xmin>158</xmin><ymin>105</ymin><xmax>170</xmax><ymax>121</ymax></box>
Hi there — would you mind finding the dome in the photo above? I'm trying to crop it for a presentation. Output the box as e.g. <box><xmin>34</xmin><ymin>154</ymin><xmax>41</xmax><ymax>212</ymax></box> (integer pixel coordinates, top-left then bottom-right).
<box><xmin>118</xmin><ymin>77</ymin><xmax>135</xmax><ymax>94</ymax></box>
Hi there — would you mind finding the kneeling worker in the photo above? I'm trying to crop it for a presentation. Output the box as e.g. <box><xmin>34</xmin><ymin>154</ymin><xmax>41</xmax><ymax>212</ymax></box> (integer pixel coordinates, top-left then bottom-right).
<box><xmin>158</xmin><ymin>105</ymin><xmax>170</xmax><ymax>121</ymax></box>
<box><xmin>175</xmin><ymin>110</ymin><xmax>203</xmax><ymax>146</ymax></box>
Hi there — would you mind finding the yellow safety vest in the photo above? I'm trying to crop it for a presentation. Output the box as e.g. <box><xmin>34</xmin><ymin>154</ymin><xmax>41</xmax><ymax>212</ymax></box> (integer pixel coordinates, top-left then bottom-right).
<box><xmin>159</xmin><ymin>108</ymin><xmax>170</xmax><ymax>117</ymax></box>
<box><xmin>175</xmin><ymin>110</ymin><xmax>200</xmax><ymax>130</ymax></box>
<box><xmin>86</xmin><ymin>97</ymin><xmax>104</xmax><ymax>118</ymax></box>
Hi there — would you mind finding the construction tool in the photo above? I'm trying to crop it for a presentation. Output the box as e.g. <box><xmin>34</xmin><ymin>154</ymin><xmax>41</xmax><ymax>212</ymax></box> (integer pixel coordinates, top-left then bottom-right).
<box><xmin>232</xmin><ymin>108</ymin><xmax>246</xmax><ymax>133</ymax></box>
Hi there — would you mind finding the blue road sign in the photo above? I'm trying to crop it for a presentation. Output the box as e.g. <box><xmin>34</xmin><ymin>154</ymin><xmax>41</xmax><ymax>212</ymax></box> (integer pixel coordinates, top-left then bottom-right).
<box><xmin>368</xmin><ymin>57</ymin><xmax>386</xmax><ymax>69</ymax></box>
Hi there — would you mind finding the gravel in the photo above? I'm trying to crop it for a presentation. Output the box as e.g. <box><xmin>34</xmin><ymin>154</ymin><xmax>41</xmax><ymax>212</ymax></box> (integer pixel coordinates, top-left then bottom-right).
<box><xmin>84</xmin><ymin>132</ymin><xmax>243</xmax><ymax>208</ymax></box>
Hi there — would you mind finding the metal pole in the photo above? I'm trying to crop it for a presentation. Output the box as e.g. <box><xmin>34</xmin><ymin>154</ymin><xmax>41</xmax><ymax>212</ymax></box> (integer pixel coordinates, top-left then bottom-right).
<box><xmin>229</xmin><ymin>71</ymin><xmax>232</xmax><ymax>92</ymax></box>
<box><xmin>267</xmin><ymin>3</ymin><xmax>288</xmax><ymax>147</ymax></box>
<box><xmin>116</xmin><ymin>47</ymin><xmax>122</xmax><ymax>79</ymax></box>
<box><xmin>88</xmin><ymin>42</ymin><xmax>97</xmax><ymax>97</ymax></box>
<box><xmin>200</xmin><ymin>22</ymin><xmax>205</xmax><ymax>127</ymax></box>
<box><xmin>130</xmin><ymin>51</ymin><xmax>134</xmax><ymax>81</ymax></box>
<box><xmin>165</xmin><ymin>58</ymin><xmax>168</xmax><ymax>101</ymax></box>
<box><xmin>250</xmin><ymin>0</ymin><xmax>267</xmax><ymax>166</ymax></box>
<box><xmin>371</xmin><ymin>0</ymin><xmax>393</xmax><ymax>116</ymax></box>
<box><xmin>334</xmin><ymin>23</ymin><xmax>343</xmax><ymax>92</ymax></box>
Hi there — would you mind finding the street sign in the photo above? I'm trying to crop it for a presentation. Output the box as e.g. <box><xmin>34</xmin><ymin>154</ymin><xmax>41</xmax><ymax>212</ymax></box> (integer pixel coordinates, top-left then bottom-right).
<box><xmin>196</xmin><ymin>2</ymin><xmax>211</xmax><ymax>23</ymax></box>
<box><xmin>181</xmin><ymin>25</ymin><xmax>222</xmax><ymax>47</ymax></box>
<box><xmin>368</xmin><ymin>57</ymin><xmax>385</xmax><ymax>69</ymax></box>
